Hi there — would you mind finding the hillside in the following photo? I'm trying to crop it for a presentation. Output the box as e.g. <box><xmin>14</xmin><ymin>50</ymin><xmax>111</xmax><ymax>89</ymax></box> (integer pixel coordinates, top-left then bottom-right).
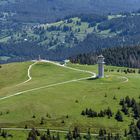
<box><xmin>0</xmin><ymin>1</ymin><xmax>140</xmax><ymax>65</ymax></box>
<box><xmin>0</xmin><ymin>0</ymin><xmax>140</xmax><ymax>22</ymax></box>
<box><xmin>71</xmin><ymin>13</ymin><xmax>140</xmax><ymax>55</ymax></box>
<box><xmin>1</xmin><ymin>2</ymin><xmax>140</xmax><ymax>64</ymax></box>
<box><xmin>0</xmin><ymin>14</ymin><xmax>107</xmax><ymax>62</ymax></box>
<box><xmin>0</xmin><ymin>61</ymin><xmax>140</xmax><ymax>139</ymax></box>
<box><xmin>1</xmin><ymin>13</ymin><xmax>140</xmax><ymax>63</ymax></box>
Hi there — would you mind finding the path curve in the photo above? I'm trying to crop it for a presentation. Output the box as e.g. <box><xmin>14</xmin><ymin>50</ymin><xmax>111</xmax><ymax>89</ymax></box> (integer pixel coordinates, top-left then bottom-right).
<box><xmin>41</xmin><ymin>60</ymin><xmax>96</xmax><ymax>76</ymax></box>
<box><xmin>0</xmin><ymin>61</ymin><xmax>129</xmax><ymax>136</ymax></box>
<box><xmin>120</xmin><ymin>76</ymin><xmax>129</xmax><ymax>83</ymax></box>
<box><xmin>16</xmin><ymin>62</ymin><xmax>38</xmax><ymax>86</ymax></box>
<box><xmin>0</xmin><ymin>60</ymin><xmax>129</xmax><ymax>101</ymax></box>
<box><xmin>46</xmin><ymin>60</ymin><xmax>128</xmax><ymax>84</ymax></box>
<box><xmin>0</xmin><ymin>60</ymin><xmax>96</xmax><ymax>101</ymax></box>
<box><xmin>106</xmin><ymin>75</ymin><xmax>129</xmax><ymax>84</ymax></box>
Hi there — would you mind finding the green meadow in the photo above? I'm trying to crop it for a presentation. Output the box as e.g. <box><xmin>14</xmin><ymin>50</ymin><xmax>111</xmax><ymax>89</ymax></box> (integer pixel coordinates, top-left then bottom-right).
<box><xmin>0</xmin><ymin>61</ymin><xmax>140</xmax><ymax>139</ymax></box>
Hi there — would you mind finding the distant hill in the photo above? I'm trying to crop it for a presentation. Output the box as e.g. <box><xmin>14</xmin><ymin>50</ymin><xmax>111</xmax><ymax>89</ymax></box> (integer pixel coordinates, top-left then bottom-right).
<box><xmin>1</xmin><ymin>0</ymin><xmax>140</xmax><ymax>22</ymax></box>
<box><xmin>1</xmin><ymin>13</ymin><xmax>140</xmax><ymax>63</ymax></box>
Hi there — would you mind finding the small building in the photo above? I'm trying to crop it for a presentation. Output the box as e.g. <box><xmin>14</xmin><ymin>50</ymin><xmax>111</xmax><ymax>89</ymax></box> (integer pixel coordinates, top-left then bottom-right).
<box><xmin>98</xmin><ymin>55</ymin><xmax>105</xmax><ymax>78</ymax></box>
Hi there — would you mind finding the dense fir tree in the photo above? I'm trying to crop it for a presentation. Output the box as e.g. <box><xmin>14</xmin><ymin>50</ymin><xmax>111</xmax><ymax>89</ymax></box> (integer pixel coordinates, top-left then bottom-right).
<box><xmin>72</xmin><ymin>127</ymin><xmax>81</xmax><ymax>139</ymax></box>
<box><xmin>83</xmin><ymin>129</ymin><xmax>91</xmax><ymax>140</ymax></box>
<box><xmin>66</xmin><ymin>131</ymin><xmax>73</xmax><ymax>140</ymax></box>
<box><xmin>27</xmin><ymin>128</ymin><xmax>39</xmax><ymax>140</ymax></box>
<box><xmin>115</xmin><ymin>110</ymin><xmax>123</xmax><ymax>122</ymax></box>
<box><xmin>125</xmin><ymin>96</ymin><xmax>131</xmax><ymax>107</ymax></box>
<box><xmin>136</xmin><ymin>119</ymin><xmax>140</xmax><ymax>130</ymax></box>
<box><xmin>121</xmin><ymin>104</ymin><xmax>129</xmax><ymax>115</ymax></box>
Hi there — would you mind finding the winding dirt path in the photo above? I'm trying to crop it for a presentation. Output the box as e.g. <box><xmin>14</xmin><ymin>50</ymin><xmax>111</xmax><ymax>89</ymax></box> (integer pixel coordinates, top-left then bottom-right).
<box><xmin>0</xmin><ymin>60</ymin><xmax>129</xmax><ymax>136</ymax></box>
<box><xmin>0</xmin><ymin>60</ymin><xmax>96</xmax><ymax>101</ymax></box>
<box><xmin>16</xmin><ymin>61</ymin><xmax>38</xmax><ymax>86</ymax></box>
<box><xmin>0</xmin><ymin>60</ymin><xmax>128</xmax><ymax>101</ymax></box>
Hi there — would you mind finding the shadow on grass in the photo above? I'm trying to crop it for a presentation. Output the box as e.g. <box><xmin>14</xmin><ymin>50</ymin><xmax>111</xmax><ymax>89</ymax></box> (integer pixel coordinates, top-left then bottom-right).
<box><xmin>87</xmin><ymin>77</ymin><xmax>98</xmax><ymax>80</ymax></box>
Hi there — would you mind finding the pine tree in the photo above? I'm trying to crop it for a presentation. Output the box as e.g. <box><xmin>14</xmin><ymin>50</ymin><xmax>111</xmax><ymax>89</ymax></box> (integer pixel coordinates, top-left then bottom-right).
<box><xmin>119</xmin><ymin>98</ymin><xmax>125</xmax><ymax>105</ymax></box>
<box><xmin>107</xmin><ymin>133</ymin><xmax>111</xmax><ymax>140</ymax></box>
<box><xmin>125</xmin><ymin>96</ymin><xmax>131</xmax><ymax>107</ymax></box>
<box><xmin>115</xmin><ymin>110</ymin><xmax>123</xmax><ymax>122</ymax></box>
<box><xmin>131</xmin><ymin>98</ymin><xmax>136</xmax><ymax>107</ymax></box>
<box><xmin>1</xmin><ymin>130</ymin><xmax>7</xmax><ymax>138</ymax></box>
<box><xmin>133</xmin><ymin>104</ymin><xmax>140</xmax><ymax>119</ymax></box>
<box><xmin>138</xmin><ymin>69</ymin><xmax>140</xmax><ymax>74</ymax></box>
<box><xmin>124</xmin><ymin>129</ymin><xmax>127</xmax><ymax>137</ymax></box>
<box><xmin>99</xmin><ymin>128</ymin><xmax>104</xmax><ymax>137</ymax></box>
<box><xmin>106</xmin><ymin>107</ymin><xmax>113</xmax><ymax>118</ymax></box>
<box><xmin>73</xmin><ymin>127</ymin><xmax>81</xmax><ymax>139</ymax></box>
<box><xmin>137</xmin><ymin>119</ymin><xmax>140</xmax><ymax>130</ymax></box>
<box><xmin>83</xmin><ymin>129</ymin><xmax>91</xmax><ymax>140</ymax></box>
<box><xmin>27</xmin><ymin>128</ymin><xmax>38</xmax><ymax>140</ymax></box>
<box><xmin>121</xmin><ymin>104</ymin><xmax>129</xmax><ymax>115</ymax></box>
<box><xmin>66</xmin><ymin>131</ymin><xmax>73</xmax><ymax>140</ymax></box>
<box><xmin>114</xmin><ymin>133</ymin><xmax>121</xmax><ymax>140</ymax></box>
<box><xmin>81</xmin><ymin>110</ymin><xmax>86</xmax><ymax>116</ymax></box>
<box><xmin>47</xmin><ymin>129</ymin><xmax>50</xmax><ymax>136</ymax></box>
<box><xmin>40</xmin><ymin>117</ymin><xmax>45</xmax><ymax>125</ymax></box>
<box><xmin>113</xmin><ymin>96</ymin><xmax>117</xmax><ymax>100</ymax></box>
<box><xmin>56</xmin><ymin>133</ymin><xmax>60</xmax><ymax>140</ymax></box>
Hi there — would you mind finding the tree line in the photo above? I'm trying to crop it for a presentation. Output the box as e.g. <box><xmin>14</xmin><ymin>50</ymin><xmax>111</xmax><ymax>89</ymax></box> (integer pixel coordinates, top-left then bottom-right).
<box><xmin>70</xmin><ymin>46</ymin><xmax>140</xmax><ymax>68</ymax></box>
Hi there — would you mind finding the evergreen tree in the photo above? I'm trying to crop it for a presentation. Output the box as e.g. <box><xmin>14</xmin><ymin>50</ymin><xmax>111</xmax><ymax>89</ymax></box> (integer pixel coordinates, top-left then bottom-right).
<box><xmin>115</xmin><ymin>110</ymin><xmax>123</xmax><ymax>122</ymax></box>
<box><xmin>121</xmin><ymin>104</ymin><xmax>129</xmax><ymax>115</ymax></box>
<box><xmin>72</xmin><ymin>127</ymin><xmax>81</xmax><ymax>139</ymax></box>
<box><xmin>66</xmin><ymin>131</ymin><xmax>73</xmax><ymax>140</ymax></box>
<box><xmin>40</xmin><ymin>117</ymin><xmax>45</xmax><ymax>125</ymax></box>
<box><xmin>106</xmin><ymin>107</ymin><xmax>113</xmax><ymax>118</ymax></box>
<box><xmin>125</xmin><ymin>96</ymin><xmax>131</xmax><ymax>107</ymax></box>
<box><xmin>138</xmin><ymin>69</ymin><xmax>140</xmax><ymax>74</ymax></box>
<box><xmin>133</xmin><ymin>104</ymin><xmax>140</xmax><ymax>119</ymax></box>
<box><xmin>83</xmin><ymin>129</ymin><xmax>91</xmax><ymax>140</ymax></box>
<box><xmin>114</xmin><ymin>133</ymin><xmax>121</xmax><ymax>140</ymax></box>
<box><xmin>124</xmin><ymin>129</ymin><xmax>127</xmax><ymax>137</ymax></box>
<box><xmin>27</xmin><ymin>128</ymin><xmax>38</xmax><ymax>140</ymax></box>
<box><xmin>56</xmin><ymin>133</ymin><xmax>60</xmax><ymax>140</ymax></box>
<box><xmin>119</xmin><ymin>98</ymin><xmax>125</xmax><ymax>105</ymax></box>
<box><xmin>137</xmin><ymin>119</ymin><xmax>140</xmax><ymax>130</ymax></box>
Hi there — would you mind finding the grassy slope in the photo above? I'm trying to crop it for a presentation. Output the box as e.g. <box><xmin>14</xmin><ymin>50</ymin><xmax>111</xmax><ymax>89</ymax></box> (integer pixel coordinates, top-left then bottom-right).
<box><xmin>0</xmin><ymin>130</ymin><xmax>28</xmax><ymax>140</ymax></box>
<box><xmin>0</xmin><ymin>61</ymin><xmax>140</xmax><ymax>139</ymax></box>
<box><xmin>0</xmin><ymin>62</ymin><xmax>31</xmax><ymax>89</ymax></box>
<box><xmin>0</xmin><ymin>62</ymin><xmax>90</xmax><ymax>98</ymax></box>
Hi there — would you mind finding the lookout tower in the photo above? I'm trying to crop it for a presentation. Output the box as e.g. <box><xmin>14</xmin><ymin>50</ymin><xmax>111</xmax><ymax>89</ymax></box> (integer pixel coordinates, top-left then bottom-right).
<box><xmin>38</xmin><ymin>55</ymin><xmax>41</xmax><ymax>61</ymax></box>
<box><xmin>98</xmin><ymin>55</ymin><xmax>105</xmax><ymax>78</ymax></box>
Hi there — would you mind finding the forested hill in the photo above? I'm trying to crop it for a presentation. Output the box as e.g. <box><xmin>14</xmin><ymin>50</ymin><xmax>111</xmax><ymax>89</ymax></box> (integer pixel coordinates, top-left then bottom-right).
<box><xmin>1</xmin><ymin>0</ymin><xmax>140</xmax><ymax>22</ymax></box>
<box><xmin>69</xmin><ymin>13</ymin><xmax>140</xmax><ymax>57</ymax></box>
<box><xmin>1</xmin><ymin>13</ymin><xmax>140</xmax><ymax>63</ymax></box>
<box><xmin>70</xmin><ymin>46</ymin><xmax>140</xmax><ymax>68</ymax></box>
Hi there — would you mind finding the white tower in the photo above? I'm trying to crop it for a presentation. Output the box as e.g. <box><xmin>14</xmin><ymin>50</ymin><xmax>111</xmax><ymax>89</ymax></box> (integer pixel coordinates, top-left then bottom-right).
<box><xmin>38</xmin><ymin>55</ymin><xmax>41</xmax><ymax>61</ymax></box>
<box><xmin>98</xmin><ymin>55</ymin><xmax>105</xmax><ymax>78</ymax></box>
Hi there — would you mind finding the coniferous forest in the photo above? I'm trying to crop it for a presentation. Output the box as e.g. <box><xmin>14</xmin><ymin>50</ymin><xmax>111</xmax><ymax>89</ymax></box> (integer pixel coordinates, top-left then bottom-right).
<box><xmin>70</xmin><ymin>46</ymin><xmax>140</xmax><ymax>68</ymax></box>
